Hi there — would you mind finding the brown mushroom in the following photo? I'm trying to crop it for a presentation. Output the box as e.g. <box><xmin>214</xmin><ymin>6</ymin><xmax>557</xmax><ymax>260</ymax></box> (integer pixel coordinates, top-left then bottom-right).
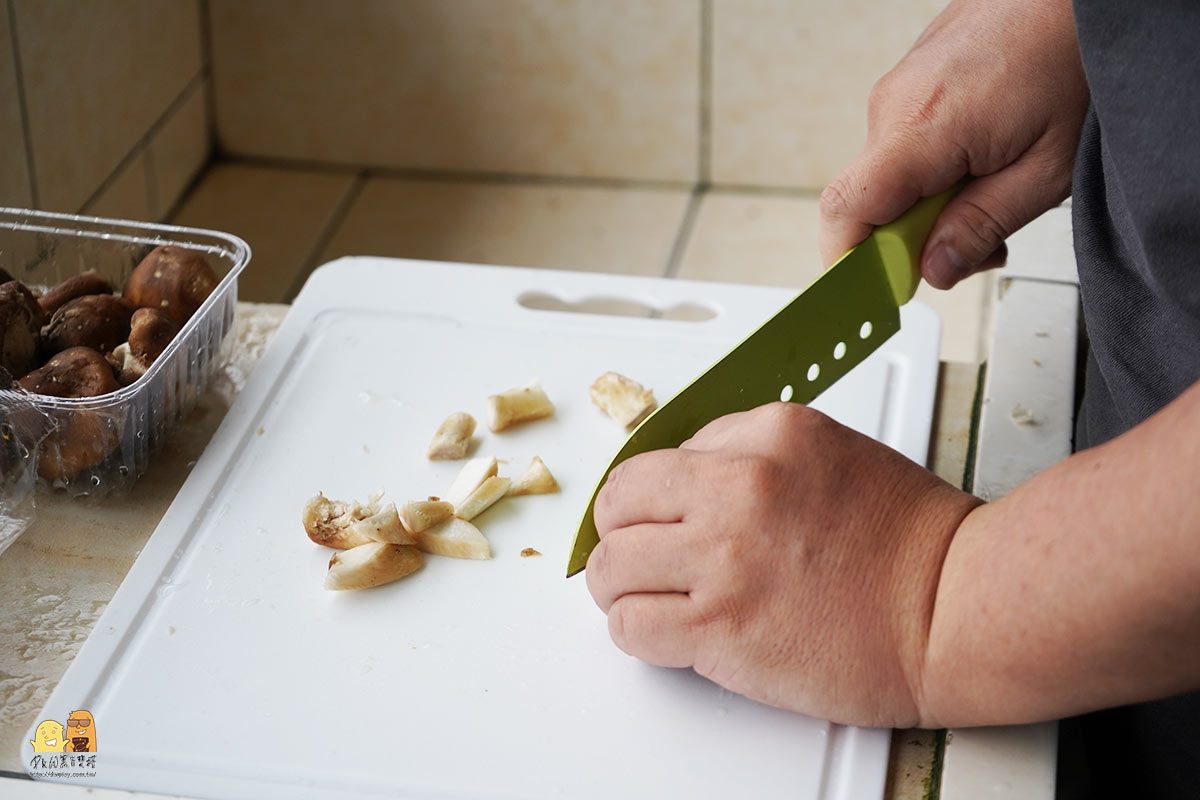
<box><xmin>0</xmin><ymin>280</ymin><xmax>44</xmax><ymax>377</ymax></box>
<box><xmin>37</xmin><ymin>269</ymin><xmax>114</xmax><ymax>317</ymax></box>
<box><xmin>123</xmin><ymin>245</ymin><xmax>219</xmax><ymax>327</ymax></box>
<box><xmin>41</xmin><ymin>294</ymin><xmax>133</xmax><ymax>357</ymax></box>
<box><xmin>108</xmin><ymin>307</ymin><xmax>181</xmax><ymax>385</ymax></box>
<box><xmin>18</xmin><ymin>346</ymin><xmax>122</xmax><ymax>484</ymax></box>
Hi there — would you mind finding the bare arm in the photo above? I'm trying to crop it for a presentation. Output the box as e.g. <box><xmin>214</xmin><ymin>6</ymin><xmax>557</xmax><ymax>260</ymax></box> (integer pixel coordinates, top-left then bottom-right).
<box><xmin>920</xmin><ymin>380</ymin><xmax>1200</xmax><ymax>727</ymax></box>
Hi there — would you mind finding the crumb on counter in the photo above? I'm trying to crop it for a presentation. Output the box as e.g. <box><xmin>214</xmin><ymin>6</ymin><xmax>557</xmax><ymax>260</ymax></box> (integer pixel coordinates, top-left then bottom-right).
<box><xmin>520</xmin><ymin>548</ymin><xmax>542</xmax><ymax>558</ymax></box>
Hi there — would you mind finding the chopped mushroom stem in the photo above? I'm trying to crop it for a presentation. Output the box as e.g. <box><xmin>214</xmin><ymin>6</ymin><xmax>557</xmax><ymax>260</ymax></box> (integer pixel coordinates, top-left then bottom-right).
<box><xmin>303</xmin><ymin>492</ymin><xmax>413</xmax><ymax>548</ymax></box>
<box><xmin>324</xmin><ymin>542</ymin><xmax>423</xmax><ymax>590</ymax></box>
<box><xmin>455</xmin><ymin>475</ymin><xmax>511</xmax><ymax>521</ymax></box>
<box><xmin>415</xmin><ymin>517</ymin><xmax>492</xmax><ymax>560</ymax></box>
<box><xmin>427</xmin><ymin>412</ymin><xmax>476</xmax><ymax>460</ymax></box>
<box><xmin>507</xmin><ymin>456</ymin><xmax>559</xmax><ymax>496</ymax></box>
<box><xmin>444</xmin><ymin>456</ymin><xmax>499</xmax><ymax>508</ymax></box>
<box><xmin>590</xmin><ymin>371</ymin><xmax>657</xmax><ymax>430</ymax></box>
<box><xmin>398</xmin><ymin>499</ymin><xmax>455</xmax><ymax>533</ymax></box>
<box><xmin>485</xmin><ymin>381</ymin><xmax>555</xmax><ymax>432</ymax></box>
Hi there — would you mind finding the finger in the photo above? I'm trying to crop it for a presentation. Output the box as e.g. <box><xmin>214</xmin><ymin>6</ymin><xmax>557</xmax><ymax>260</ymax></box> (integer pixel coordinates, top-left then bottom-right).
<box><xmin>593</xmin><ymin>449</ymin><xmax>700</xmax><ymax>535</ymax></box>
<box><xmin>586</xmin><ymin>522</ymin><xmax>698</xmax><ymax>613</ymax></box>
<box><xmin>921</xmin><ymin>142</ymin><xmax>1073</xmax><ymax>288</ymax></box>
<box><xmin>819</xmin><ymin>135</ymin><xmax>967</xmax><ymax>268</ymax></box>
<box><xmin>682</xmin><ymin>401</ymin><xmax>824</xmax><ymax>454</ymax></box>
<box><xmin>607</xmin><ymin>592</ymin><xmax>699</xmax><ymax>669</ymax></box>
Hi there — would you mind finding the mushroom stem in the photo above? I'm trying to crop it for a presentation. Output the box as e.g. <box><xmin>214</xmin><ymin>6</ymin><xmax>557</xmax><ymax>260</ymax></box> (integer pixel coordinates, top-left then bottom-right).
<box><xmin>398</xmin><ymin>499</ymin><xmax>454</xmax><ymax>533</ymax></box>
<box><xmin>303</xmin><ymin>492</ymin><xmax>413</xmax><ymax>548</ymax></box>
<box><xmin>426</xmin><ymin>412</ymin><xmax>476</xmax><ymax>460</ymax></box>
<box><xmin>507</xmin><ymin>456</ymin><xmax>559</xmax><ymax>496</ymax></box>
<box><xmin>324</xmin><ymin>542</ymin><xmax>423</xmax><ymax>590</ymax></box>
<box><xmin>589</xmin><ymin>371</ymin><xmax>657</xmax><ymax>430</ymax></box>
<box><xmin>415</xmin><ymin>517</ymin><xmax>491</xmax><ymax>560</ymax></box>
<box><xmin>455</xmin><ymin>475</ymin><xmax>511</xmax><ymax>521</ymax></box>
<box><xmin>485</xmin><ymin>381</ymin><xmax>554</xmax><ymax>432</ymax></box>
<box><xmin>444</xmin><ymin>456</ymin><xmax>498</xmax><ymax>508</ymax></box>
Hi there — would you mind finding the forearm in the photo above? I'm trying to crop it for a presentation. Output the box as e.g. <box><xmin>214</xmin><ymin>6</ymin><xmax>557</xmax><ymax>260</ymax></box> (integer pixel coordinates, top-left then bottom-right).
<box><xmin>918</xmin><ymin>379</ymin><xmax>1200</xmax><ymax>728</ymax></box>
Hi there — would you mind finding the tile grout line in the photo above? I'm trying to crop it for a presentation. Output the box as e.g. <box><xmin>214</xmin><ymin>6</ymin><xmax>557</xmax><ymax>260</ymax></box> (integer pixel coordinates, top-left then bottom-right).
<box><xmin>6</xmin><ymin>0</ymin><xmax>40</xmax><ymax>208</ymax></box>
<box><xmin>77</xmin><ymin>72</ymin><xmax>207</xmax><ymax>216</ymax></box>
<box><xmin>282</xmin><ymin>171</ymin><xmax>368</xmax><ymax>302</ymax></box>
<box><xmin>197</xmin><ymin>0</ymin><xmax>220</xmax><ymax>159</ymax></box>
<box><xmin>218</xmin><ymin>153</ymin><xmax>695</xmax><ymax>194</ymax></box>
<box><xmin>215</xmin><ymin>153</ymin><xmax>826</xmax><ymax>200</ymax></box>
<box><xmin>662</xmin><ymin>188</ymin><xmax>705</xmax><ymax>280</ymax></box>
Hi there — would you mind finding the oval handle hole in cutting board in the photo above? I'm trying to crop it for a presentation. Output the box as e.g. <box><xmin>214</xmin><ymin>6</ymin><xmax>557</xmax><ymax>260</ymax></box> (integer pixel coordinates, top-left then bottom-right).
<box><xmin>518</xmin><ymin>291</ymin><xmax>717</xmax><ymax>322</ymax></box>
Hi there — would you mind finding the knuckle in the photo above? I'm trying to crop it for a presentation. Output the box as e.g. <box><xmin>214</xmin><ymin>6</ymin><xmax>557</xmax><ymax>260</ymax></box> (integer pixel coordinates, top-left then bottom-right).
<box><xmin>584</xmin><ymin>537</ymin><xmax>612</xmax><ymax>602</ymax></box>
<box><xmin>818</xmin><ymin>175</ymin><xmax>856</xmax><ymax>220</ymax></box>
<box><xmin>607</xmin><ymin>600</ymin><xmax>635</xmax><ymax>654</ymax></box>
<box><xmin>953</xmin><ymin>196</ymin><xmax>1017</xmax><ymax>260</ymax></box>
<box><xmin>594</xmin><ymin>461</ymin><xmax>633</xmax><ymax>529</ymax></box>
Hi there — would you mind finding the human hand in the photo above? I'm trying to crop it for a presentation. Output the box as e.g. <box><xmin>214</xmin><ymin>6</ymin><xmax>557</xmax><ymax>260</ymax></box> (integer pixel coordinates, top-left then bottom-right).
<box><xmin>819</xmin><ymin>0</ymin><xmax>1088</xmax><ymax>288</ymax></box>
<box><xmin>586</xmin><ymin>403</ymin><xmax>981</xmax><ymax>728</ymax></box>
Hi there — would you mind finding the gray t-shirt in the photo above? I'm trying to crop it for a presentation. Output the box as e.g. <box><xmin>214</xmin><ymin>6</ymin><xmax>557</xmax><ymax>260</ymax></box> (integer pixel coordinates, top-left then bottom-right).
<box><xmin>1067</xmin><ymin>1</ymin><xmax>1200</xmax><ymax>797</ymax></box>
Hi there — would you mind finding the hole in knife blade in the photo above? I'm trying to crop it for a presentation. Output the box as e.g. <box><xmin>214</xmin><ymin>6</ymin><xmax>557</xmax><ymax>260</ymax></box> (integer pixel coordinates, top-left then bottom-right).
<box><xmin>806</xmin><ymin>363</ymin><xmax>820</xmax><ymax>381</ymax></box>
<box><xmin>859</xmin><ymin>321</ymin><xmax>873</xmax><ymax>339</ymax></box>
<box><xmin>780</xmin><ymin>384</ymin><xmax>794</xmax><ymax>402</ymax></box>
<box><xmin>833</xmin><ymin>341</ymin><xmax>847</xmax><ymax>360</ymax></box>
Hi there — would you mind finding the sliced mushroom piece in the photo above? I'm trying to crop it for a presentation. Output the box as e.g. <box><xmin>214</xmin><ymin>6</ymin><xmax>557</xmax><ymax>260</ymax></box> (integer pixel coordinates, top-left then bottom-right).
<box><xmin>455</xmin><ymin>475</ymin><xmax>510</xmax><ymax>521</ymax></box>
<box><xmin>0</xmin><ymin>280</ymin><xmax>43</xmax><ymax>377</ymax></box>
<box><xmin>444</xmin><ymin>456</ymin><xmax>498</xmax><ymax>508</ymax></box>
<box><xmin>109</xmin><ymin>307</ymin><xmax>182</xmax><ymax>385</ymax></box>
<box><xmin>303</xmin><ymin>492</ymin><xmax>414</xmax><ymax>549</ymax></box>
<box><xmin>37</xmin><ymin>270</ymin><xmax>113</xmax><ymax>317</ymax></box>
<box><xmin>426</xmin><ymin>411</ymin><xmax>476</xmax><ymax>460</ymax></box>
<box><xmin>507</xmin><ymin>456</ymin><xmax>559</xmax><ymax>496</ymax></box>
<box><xmin>123</xmin><ymin>245</ymin><xmax>220</xmax><ymax>327</ymax></box>
<box><xmin>18</xmin><ymin>346</ymin><xmax>122</xmax><ymax>483</ymax></box>
<box><xmin>589</xmin><ymin>371</ymin><xmax>657</xmax><ymax>430</ymax></box>
<box><xmin>41</xmin><ymin>294</ymin><xmax>134</xmax><ymax>357</ymax></box>
<box><xmin>398</xmin><ymin>499</ymin><xmax>454</xmax><ymax>534</ymax></box>
<box><xmin>485</xmin><ymin>381</ymin><xmax>554</xmax><ymax>432</ymax></box>
<box><xmin>324</xmin><ymin>542</ymin><xmax>423</xmax><ymax>590</ymax></box>
<box><xmin>415</xmin><ymin>517</ymin><xmax>491</xmax><ymax>560</ymax></box>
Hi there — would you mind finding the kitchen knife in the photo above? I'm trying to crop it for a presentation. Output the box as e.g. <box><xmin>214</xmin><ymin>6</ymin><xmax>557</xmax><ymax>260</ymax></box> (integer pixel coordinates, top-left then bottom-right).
<box><xmin>566</xmin><ymin>187</ymin><xmax>959</xmax><ymax>577</ymax></box>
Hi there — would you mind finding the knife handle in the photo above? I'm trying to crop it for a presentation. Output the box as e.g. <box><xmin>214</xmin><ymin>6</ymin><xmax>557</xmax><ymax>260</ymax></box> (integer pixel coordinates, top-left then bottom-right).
<box><xmin>872</xmin><ymin>182</ymin><xmax>963</xmax><ymax>306</ymax></box>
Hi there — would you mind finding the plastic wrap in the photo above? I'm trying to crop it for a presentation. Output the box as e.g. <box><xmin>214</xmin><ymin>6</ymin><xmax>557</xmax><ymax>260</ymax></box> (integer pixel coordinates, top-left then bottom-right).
<box><xmin>0</xmin><ymin>367</ymin><xmax>54</xmax><ymax>554</ymax></box>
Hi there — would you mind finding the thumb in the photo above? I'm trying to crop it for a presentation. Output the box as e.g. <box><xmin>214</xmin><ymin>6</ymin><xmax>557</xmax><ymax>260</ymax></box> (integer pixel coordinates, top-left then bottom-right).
<box><xmin>921</xmin><ymin>152</ymin><xmax>1071</xmax><ymax>289</ymax></box>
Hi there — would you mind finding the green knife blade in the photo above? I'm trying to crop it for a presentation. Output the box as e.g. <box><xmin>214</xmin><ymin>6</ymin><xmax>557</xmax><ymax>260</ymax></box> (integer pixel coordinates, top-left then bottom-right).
<box><xmin>566</xmin><ymin>187</ymin><xmax>959</xmax><ymax>577</ymax></box>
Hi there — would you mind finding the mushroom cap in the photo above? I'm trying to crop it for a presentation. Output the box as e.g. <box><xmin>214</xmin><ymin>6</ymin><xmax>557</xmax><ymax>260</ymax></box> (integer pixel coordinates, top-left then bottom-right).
<box><xmin>0</xmin><ymin>280</ymin><xmax>44</xmax><ymax>377</ymax></box>
<box><xmin>18</xmin><ymin>346</ymin><xmax>123</xmax><ymax>484</ymax></box>
<box><xmin>127</xmin><ymin>307</ymin><xmax>181</xmax><ymax>364</ymax></box>
<box><xmin>19</xmin><ymin>345</ymin><xmax>120</xmax><ymax>399</ymax></box>
<box><xmin>123</xmin><ymin>245</ymin><xmax>219</xmax><ymax>327</ymax></box>
<box><xmin>41</xmin><ymin>294</ymin><xmax>134</xmax><ymax>357</ymax></box>
<box><xmin>37</xmin><ymin>269</ymin><xmax>114</xmax><ymax>317</ymax></box>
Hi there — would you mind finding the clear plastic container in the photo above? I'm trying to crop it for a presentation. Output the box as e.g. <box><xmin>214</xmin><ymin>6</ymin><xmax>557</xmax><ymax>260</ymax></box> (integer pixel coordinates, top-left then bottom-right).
<box><xmin>0</xmin><ymin>208</ymin><xmax>250</xmax><ymax>497</ymax></box>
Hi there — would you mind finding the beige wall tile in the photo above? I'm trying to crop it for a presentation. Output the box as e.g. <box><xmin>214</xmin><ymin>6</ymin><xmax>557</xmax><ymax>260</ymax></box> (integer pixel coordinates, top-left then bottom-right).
<box><xmin>13</xmin><ymin>0</ymin><xmax>202</xmax><ymax>212</ymax></box>
<box><xmin>677</xmin><ymin>191</ymin><xmax>825</xmax><ymax>289</ymax></box>
<box><xmin>170</xmin><ymin>164</ymin><xmax>357</xmax><ymax>303</ymax></box>
<box><xmin>0</xmin><ymin>0</ymin><xmax>32</xmax><ymax>208</ymax></box>
<box><xmin>80</xmin><ymin>152</ymin><xmax>153</xmax><ymax>222</ymax></box>
<box><xmin>710</xmin><ymin>0</ymin><xmax>943</xmax><ymax>189</ymax></box>
<box><xmin>318</xmin><ymin>178</ymin><xmax>691</xmax><ymax>281</ymax></box>
<box><xmin>210</xmin><ymin>0</ymin><xmax>699</xmax><ymax>182</ymax></box>
<box><xmin>148</xmin><ymin>82</ymin><xmax>211</xmax><ymax>218</ymax></box>
<box><xmin>678</xmin><ymin>190</ymin><xmax>992</xmax><ymax>363</ymax></box>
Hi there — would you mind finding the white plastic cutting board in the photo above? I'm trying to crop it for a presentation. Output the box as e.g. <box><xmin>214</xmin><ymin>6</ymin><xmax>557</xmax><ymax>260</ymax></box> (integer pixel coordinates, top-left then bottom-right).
<box><xmin>25</xmin><ymin>258</ymin><xmax>941</xmax><ymax>800</ymax></box>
